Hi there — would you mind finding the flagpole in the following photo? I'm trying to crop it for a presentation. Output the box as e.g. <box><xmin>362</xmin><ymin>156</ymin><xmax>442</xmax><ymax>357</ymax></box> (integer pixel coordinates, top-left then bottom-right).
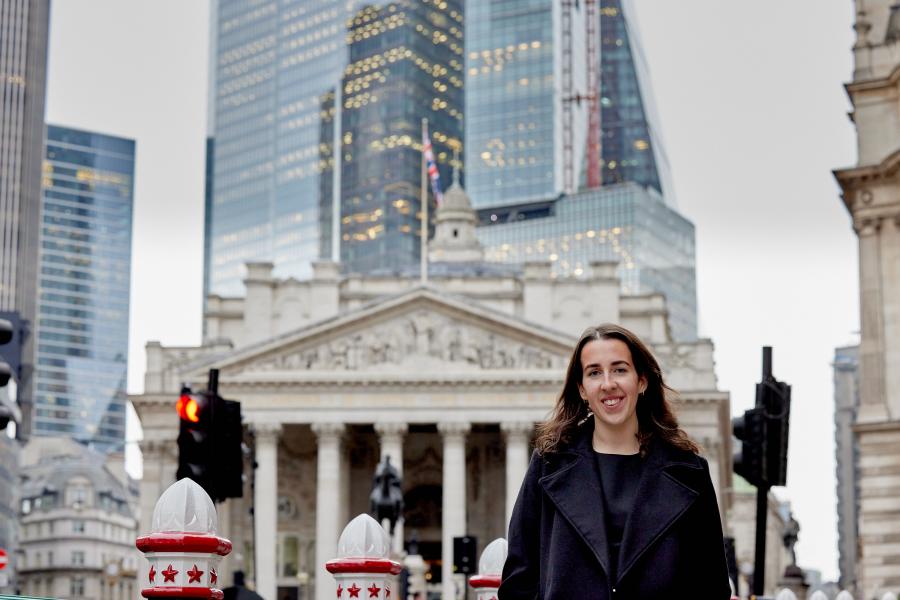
<box><xmin>420</xmin><ymin>118</ymin><xmax>428</xmax><ymax>286</ymax></box>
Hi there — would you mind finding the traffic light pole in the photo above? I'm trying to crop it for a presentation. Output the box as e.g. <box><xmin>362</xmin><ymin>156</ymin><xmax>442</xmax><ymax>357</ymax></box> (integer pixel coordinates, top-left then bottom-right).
<box><xmin>752</xmin><ymin>347</ymin><xmax>773</xmax><ymax>597</ymax></box>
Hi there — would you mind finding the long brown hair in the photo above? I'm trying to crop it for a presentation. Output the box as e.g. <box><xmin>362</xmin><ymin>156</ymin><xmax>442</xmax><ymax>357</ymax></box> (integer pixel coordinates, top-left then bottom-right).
<box><xmin>534</xmin><ymin>323</ymin><xmax>699</xmax><ymax>456</ymax></box>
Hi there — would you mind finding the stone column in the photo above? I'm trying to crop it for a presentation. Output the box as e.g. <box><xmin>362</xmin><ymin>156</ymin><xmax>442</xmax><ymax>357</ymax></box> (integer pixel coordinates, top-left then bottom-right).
<box><xmin>501</xmin><ymin>422</ymin><xmax>533</xmax><ymax>529</ymax></box>
<box><xmin>438</xmin><ymin>422</ymin><xmax>470</xmax><ymax>600</ymax></box>
<box><xmin>313</xmin><ymin>423</ymin><xmax>346</xmax><ymax>600</ymax></box>
<box><xmin>375</xmin><ymin>422</ymin><xmax>408</xmax><ymax>555</ymax></box>
<box><xmin>856</xmin><ymin>217</ymin><xmax>888</xmax><ymax>422</ymax></box>
<box><xmin>375</xmin><ymin>422</ymin><xmax>408</xmax><ymax>475</ymax></box>
<box><xmin>253</xmin><ymin>423</ymin><xmax>281</xmax><ymax>600</ymax></box>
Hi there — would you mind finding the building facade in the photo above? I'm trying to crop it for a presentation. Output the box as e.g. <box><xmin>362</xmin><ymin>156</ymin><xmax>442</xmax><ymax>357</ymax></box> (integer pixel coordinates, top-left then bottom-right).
<box><xmin>464</xmin><ymin>0</ymin><xmax>672</xmax><ymax>208</ymax></box>
<box><xmin>0</xmin><ymin>0</ymin><xmax>51</xmax><ymax>439</ymax></box>
<box><xmin>33</xmin><ymin>125</ymin><xmax>135</xmax><ymax>452</ymax></box>
<box><xmin>135</xmin><ymin>184</ymin><xmax>730</xmax><ymax>600</ymax></box>
<box><xmin>0</xmin><ymin>433</ymin><xmax>20</xmax><ymax>593</ymax></box>
<box><xmin>206</xmin><ymin>0</ymin><xmax>462</xmax><ymax>296</ymax></box>
<box><xmin>833</xmin><ymin>2</ymin><xmax>900</xmax><ymax>596</ymax></box>
<box><xmin>476</xmin><ymin>182</ymin><xmax>697</xmax><ymax>340</ymax></box>
<box><xmin>833</xmin><ymin>344</ymin><xmax>860</xmax><ymax>592</ymax></box>
<box><xmin>16</xmin><ymin>437</ymin><xmax>139</xmax><ymax>599</ymax></box>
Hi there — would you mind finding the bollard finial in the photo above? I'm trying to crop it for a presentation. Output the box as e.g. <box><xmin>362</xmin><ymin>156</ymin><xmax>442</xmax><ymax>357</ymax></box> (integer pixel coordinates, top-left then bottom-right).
<box><xmin>469</xmin><ymin>538</ymin><xmax>508</xmax><ymax>598</ymax></box>
<box><xmin>833</xmin><ymin>591</ymin><xmax>853</xmax><ymax>600</ymax></box>
<box><xmin>774</xmin><ymin>589</ymin><xmax>798</xmax><ymax>600</ymax></box>
<box><xmin>882</xmin><ymin>592</ymin><xmax>899</xmax><ymax>600</ymax></box>
<box><xmin>152</xmin><ymin>478</ymin><xmax>219</xmax><ymax>534</ymax></box>
<box><xmin>810</xmin><ymin>591</ymin><xmax>830</xmax><ymax>600</ymax></box>
<box><xmin>336</xmin><ymin>513</ymin><xmax>392</xmax><ymax>559</ymax></box>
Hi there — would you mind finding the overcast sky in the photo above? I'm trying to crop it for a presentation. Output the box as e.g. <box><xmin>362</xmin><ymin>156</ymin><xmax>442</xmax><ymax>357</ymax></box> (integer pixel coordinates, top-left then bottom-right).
<box><xmin>45</xmin><ymin>0</ymin><xmax>857</xmax><ymax>581</ymax></box>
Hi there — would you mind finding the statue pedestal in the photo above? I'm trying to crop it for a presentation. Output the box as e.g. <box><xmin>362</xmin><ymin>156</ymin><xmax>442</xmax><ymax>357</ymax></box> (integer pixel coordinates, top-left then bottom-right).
<box><xmin>778</xmin><ymin>565</ymin><xmax>808</xmax><ymax>599</ymax></box>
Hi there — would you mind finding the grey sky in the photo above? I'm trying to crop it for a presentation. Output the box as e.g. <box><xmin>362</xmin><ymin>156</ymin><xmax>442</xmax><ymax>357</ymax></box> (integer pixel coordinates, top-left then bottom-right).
<box><xmin>45</xmin><ymin>0</ymin><xmax>857</xmax><ymax>581</ymax></box>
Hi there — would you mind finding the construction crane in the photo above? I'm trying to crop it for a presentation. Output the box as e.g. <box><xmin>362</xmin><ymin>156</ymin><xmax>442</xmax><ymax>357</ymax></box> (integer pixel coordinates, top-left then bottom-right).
<box><xmin>561</xmin><ymin>0</ymin><xmax>601</xmax><ymax>194</ymax></box>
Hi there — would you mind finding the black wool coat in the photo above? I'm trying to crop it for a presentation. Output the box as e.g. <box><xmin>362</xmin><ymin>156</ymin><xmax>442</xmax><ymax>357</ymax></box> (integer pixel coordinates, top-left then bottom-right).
<box><xmin>499</xmin><ymin>423</ymin><xmax>732</xmax><ymax>600</ymax></box>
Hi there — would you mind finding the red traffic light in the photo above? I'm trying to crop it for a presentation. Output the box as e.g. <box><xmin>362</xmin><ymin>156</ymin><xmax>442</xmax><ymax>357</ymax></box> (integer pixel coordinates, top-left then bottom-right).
<box><xmin>176</xmin><ymin>393</ymin><xmax>203</xmax><ymax>423</ymax></box>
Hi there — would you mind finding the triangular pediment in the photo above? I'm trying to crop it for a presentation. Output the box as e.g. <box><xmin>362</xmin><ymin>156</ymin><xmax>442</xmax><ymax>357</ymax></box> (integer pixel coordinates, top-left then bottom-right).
<box><xmin>190</xmin><ymin>286</ymin><xmax>574</xmax><ymax>380</ymax></box>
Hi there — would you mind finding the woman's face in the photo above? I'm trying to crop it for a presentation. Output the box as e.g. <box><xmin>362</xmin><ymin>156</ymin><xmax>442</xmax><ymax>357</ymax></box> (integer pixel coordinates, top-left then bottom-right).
<box><xmin>577</xmin><ymin>337</ymin><xmax>647</xmax><ymax>435</ymax></box>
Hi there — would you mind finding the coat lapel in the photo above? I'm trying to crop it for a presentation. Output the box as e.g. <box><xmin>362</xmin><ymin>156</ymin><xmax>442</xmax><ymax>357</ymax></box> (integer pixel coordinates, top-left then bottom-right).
<box><xmin>538</xmin><ymin>428</ymin><xmax>611</xmax><ymax>578</ymax></box>
<box><xmin>615</xmin><ymin>439</ymin><xmax>703</xmax><ymax>584</ymax></box>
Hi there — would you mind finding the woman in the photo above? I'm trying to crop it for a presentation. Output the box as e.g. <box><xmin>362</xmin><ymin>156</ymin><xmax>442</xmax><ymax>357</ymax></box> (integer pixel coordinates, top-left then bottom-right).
<box><xmin>499</xmin><ymin>324</ymin><xmax>732</xmax><ymax>599</ymax></box>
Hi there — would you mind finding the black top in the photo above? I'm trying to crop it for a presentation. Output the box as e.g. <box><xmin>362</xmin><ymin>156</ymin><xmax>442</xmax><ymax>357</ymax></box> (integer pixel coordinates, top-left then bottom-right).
<box><xmin>594</xmin><ymin>451</ymin><xmax>644</xmax><ymax>581</ymax></box>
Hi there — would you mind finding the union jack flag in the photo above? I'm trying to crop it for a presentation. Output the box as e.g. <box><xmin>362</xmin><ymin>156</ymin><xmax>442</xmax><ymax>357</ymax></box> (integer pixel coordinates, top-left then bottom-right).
<box><xmin>422</xmin><ymin>125</ymin><xmax>443</xmax><ymax>206</ymax></box>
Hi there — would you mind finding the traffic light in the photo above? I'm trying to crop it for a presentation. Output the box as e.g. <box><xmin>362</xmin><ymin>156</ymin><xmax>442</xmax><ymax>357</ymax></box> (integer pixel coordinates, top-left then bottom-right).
<box><xmin>214</xmin><ymin>396</ymin><xmax>244</xmax><ymax>501</ymax></box>
<box><xmin>453</xmin><ymin>536</ymin><xmax>477</xmax><ymax>575</ymax></box>
<box><xmin>176</xmin><ymin>387</ymin><xmax>215</xmax><ymax>495</ymax></box>
<box><xmin>762</xmin><ymin>379</ymin><xmax>791</xmax><ymax>487</ymax></box>
<box><xmin>732</xmin><ymin>406</ymin><xmax>767</xmax><ymax>487</ymax></box>
<box><xmin>175</xmin><ymin>370</ymin><xmax>244</xmax><ymax>503</ymax></box>
<box><xmin>0</xmin><ymin>318</ymin><xmax>13</xmax><ymax>430</ymax></box>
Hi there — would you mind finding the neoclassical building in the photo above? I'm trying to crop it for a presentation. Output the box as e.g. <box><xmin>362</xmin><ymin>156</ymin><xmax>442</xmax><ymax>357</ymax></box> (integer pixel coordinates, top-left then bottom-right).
<box><xmin>16</xmin><ymin>438</ymin><xmax>140</xmax><ymax>599</ymax></box>
<box><xmin>833</xmin><ymin>2</ymin><xmax>900</xmax><ymax>597</ymax></box>
<box><xmin>133</xmin><ymin>182</ymin><xmax>733</xmax><ymax>600</ymax></box>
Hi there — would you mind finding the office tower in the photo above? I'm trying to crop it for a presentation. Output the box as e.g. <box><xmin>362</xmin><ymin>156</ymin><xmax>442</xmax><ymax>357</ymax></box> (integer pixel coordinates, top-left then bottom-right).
<box><xmin>477</xmin><ymin>182</ymin><xmax>697</xmax><ymax>341</ymax></box>
<box><xmin>35</xmin><ymin>125</ymin><xmax>135</xmax><ymax>452</ymax></box>
<box><xmin>206</xmin><ymin>0</ymin><xmax>462</xmax><ymax>295</ymax></box>
<box><xmin>336</xmin><ymin>2</ymin><xmax>463</xmax><ymax>272</ymax></box>
<box><xmin>464</xmin><ymin>0</ymin><xmax>672</xmax><ymax>208</ymax></box>
<box><xmin>833</xmin><ymin>345</ymin><xmax>859</xmax><ymax>593</ymax></box>
<box><xmin>0</xmin><ymin>0</ymin><xmax>51</xmax><ymax>437</ymax></box>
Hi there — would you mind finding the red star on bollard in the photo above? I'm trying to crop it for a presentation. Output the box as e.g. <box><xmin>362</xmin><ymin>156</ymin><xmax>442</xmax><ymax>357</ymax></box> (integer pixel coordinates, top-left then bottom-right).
<box><xmin>148</xmin><ymin>566</ymin><xmax>156</xmax><ymax>583</ymax></box>
<box><xmin>385</xmin><ymin>586</ymin><xmax>391</xmax><ymax>598</ymax></box>
<box><xmin>210</xmin><ymin>568</ymin><xmax>217</xmax><ymax>585</ymax></box>
<box><xmin>162</xmin><ymin>565</ymin><xmax>178</xmax><ymax>583</ymax></box>
<box><xmin>367</xmin><ymin>583</ymin><xmax>381</xmax><ymax>597</ymax></box>
<box><xmin>348</xmin><ymin>583</ymin><xmax>361</xmax><ymax>598</ymax></box>
<box><xmin>336</xmin><ymin>584</ymin><xmax>343</xmax><ymax>598</ymax></box>
<box><xmin>187</xmin><ymin>564</ymin><xmax>204</xmax><ymax>583</ymax></box>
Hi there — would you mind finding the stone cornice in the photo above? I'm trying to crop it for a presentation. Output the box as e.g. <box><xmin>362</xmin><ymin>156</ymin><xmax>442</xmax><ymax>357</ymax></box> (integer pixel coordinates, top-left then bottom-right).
<box><xmin>833</xmin><ymin>147</ymin><xmax>900</xmax><ymax>199</ymax></box>
<box><xmin>853</xmin><ymin>419</ymin><xmax>900</xmax><ymax>434</ymax></box>
<box><xmin>845</xmin><ymin>62</ymin><xmax>900</xmax><ymax>95</ymax></box>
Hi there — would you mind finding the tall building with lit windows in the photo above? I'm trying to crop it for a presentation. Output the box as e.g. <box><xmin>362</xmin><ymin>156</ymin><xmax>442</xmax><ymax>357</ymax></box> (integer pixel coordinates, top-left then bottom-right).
<box><xmin>464</xmin><ymin>0</ymin><xmax>672</xmax><ymax>208</ymax></box>
<box><xmin>206</xmin><ymin>0</ymin><xmax>462</xmax><ymax>294</ymax></box>
<box><xmin>34</xmin><ymin>125</ymin><xmax>134</xmax><ymax>452</ymax></box>
<box><xmin>476</xmin><ymin>182</ymin><xmax>697</xmax><ymax>341</ymax></box>
<box><xmin>335</xmin><ymin>1</ymin><xmax>463</xmax><ymax>272</ymax></box>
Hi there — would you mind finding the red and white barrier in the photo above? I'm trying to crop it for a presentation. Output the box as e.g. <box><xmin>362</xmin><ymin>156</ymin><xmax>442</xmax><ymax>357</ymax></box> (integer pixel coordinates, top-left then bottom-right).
<box><xmin>136</xmin><ymin>479</ymin><xmax>232</xmax><ymax>599</ymax></box>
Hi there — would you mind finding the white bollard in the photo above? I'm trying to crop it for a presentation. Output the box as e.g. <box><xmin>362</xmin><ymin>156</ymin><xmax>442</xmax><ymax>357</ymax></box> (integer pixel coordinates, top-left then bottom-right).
<box><xmin>135</xmin><ymin>478</ymin><xmax>232</xmax><ymax>599</ymax></box>
<box><xmin>810</xmin><ymin>591</ymin><xmax>830</xmax><ymax>600</ymax></box>
<box><xmin>833</xmin><ymin>591</ymin><xmax>853</xmax><ymax>600</ymax></box>
<box><xmin>882</xmin><ymin>592</ymin><xmax>898</xmax><ymax>600</ymax></box>
<box><xmin>468</xmin><ymin>538</ymin><xmax>508</xmax><ymax>600</ymax></box>
<box><xmin>325</xmin><ymin>514</ymin><xmax>401</xmax><ymax>600</ymax></box>
<box><xmin>775</xmin><ymin>589</ymin><xmax>798</xmax><ymax>600</ymax></box>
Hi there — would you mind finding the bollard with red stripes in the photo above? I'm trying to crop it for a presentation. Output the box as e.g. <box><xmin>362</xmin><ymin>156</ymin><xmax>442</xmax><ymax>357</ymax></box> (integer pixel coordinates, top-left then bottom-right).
<box><xmin>136</xmin><ymin>478</ymin><xmax>232</xmax><ymax>599</ymax></box>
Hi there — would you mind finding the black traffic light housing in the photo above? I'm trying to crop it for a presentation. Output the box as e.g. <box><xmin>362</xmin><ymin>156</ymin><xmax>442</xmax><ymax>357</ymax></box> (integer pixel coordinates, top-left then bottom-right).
<box><xmin>176</xmin><ymin>369</ymin><xmax>244</xmax><ymax>503</ymax></box>
<box><xmin>762</xmin><ymin>379</ymin><xmax>791</xmax><ymax>487</ymax></box>
<box><xmin>0</xmin><ymin>318</ymin><xmax>13</xmax><ymax>430</ymax></box>
<box><xmin>732</xmin><ymin>406</ymin><xmax>767</xmax><ymax>487</ymax></box>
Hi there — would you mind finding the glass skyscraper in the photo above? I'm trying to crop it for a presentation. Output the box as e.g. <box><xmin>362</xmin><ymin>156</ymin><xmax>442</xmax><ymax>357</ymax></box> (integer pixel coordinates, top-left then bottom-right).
<box><xmin>598</xmin><ymin>0</ymin><xmax>671</xmax><ymax>197</ymax></box>
<box><xmin>334</xmin><ymin>1</ymin><xmax>463</xmax><ymax>272</ymax></box>
<box><xmin>464</xmin><ymin>0</ymin><xmax>672</xmax><ymax>207</ymax></box>
<box><xmin>477</xmin><ymin>183</ymin><xmax>697</xmax><ymax>340</ymax></box>
<box><xmin>207</xmin><ymin>0</ymin><xmax>462</xmax><ymax>294</ymax></box>
<box><xmin>35</xmin><ymin>125</ymin><xmax>135</xmax><ymax>452</ymax></box>
<box><xmin>0</xmin><ymin>0</ymin><xmax>50</xmax><ymax>438</ymax></box>
<box><xmin>464</xmin><ymin>0</ymin><xmax>575</xmax><ymax>208</ymax></box>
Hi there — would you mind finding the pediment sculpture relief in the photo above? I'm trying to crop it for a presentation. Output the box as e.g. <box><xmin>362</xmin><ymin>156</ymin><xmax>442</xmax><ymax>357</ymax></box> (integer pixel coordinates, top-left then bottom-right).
<box><xmin>241</xmin><ymin>310</ymin><xmax>566</xmax><ymax>372</ymax></box>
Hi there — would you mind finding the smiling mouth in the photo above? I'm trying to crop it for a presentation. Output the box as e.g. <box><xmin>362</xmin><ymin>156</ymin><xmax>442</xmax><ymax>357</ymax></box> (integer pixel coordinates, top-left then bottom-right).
<box><xmin>602</xmin><ymin>397</ymin><xmax>623</xmax><ymax>407</ymax></box>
